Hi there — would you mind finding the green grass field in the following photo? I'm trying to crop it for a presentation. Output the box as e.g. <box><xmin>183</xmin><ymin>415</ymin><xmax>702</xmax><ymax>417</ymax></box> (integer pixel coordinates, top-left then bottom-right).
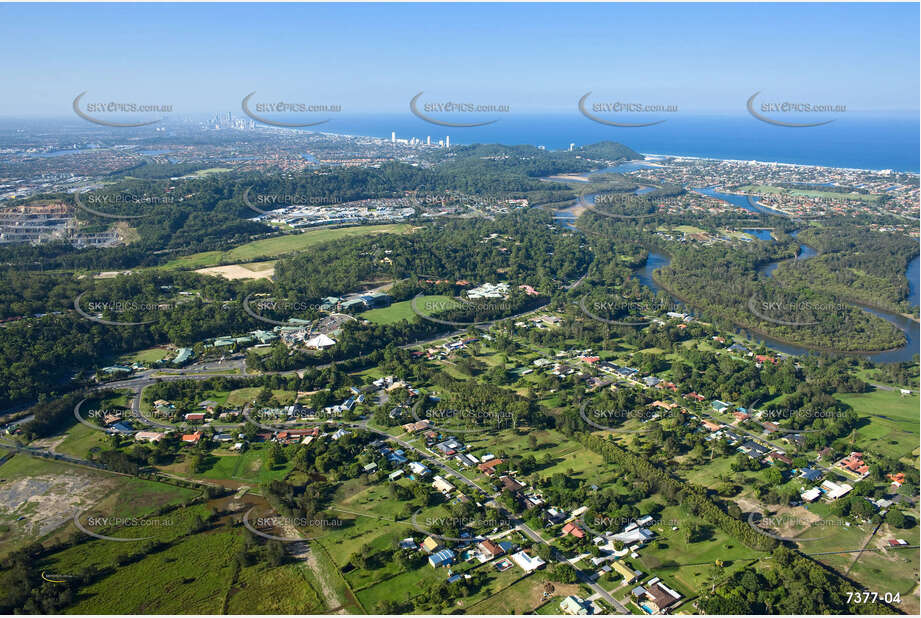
<box><xmin>225</xmin><ymin>562</ymin><xmax>324</xmax><ymax>614</ymax></box>
<box><xmin>61</xmin><ymin>529</ymin><xmax>239</xmax><ymax>613</ymax></box>
<box><xmin>117</xmin><ymin>346</ymin><xmax>170</xmax><ymax>365</ymax></box>
<box><xmin>160</xmin><ymin>223</ymin><xmax>412</xmax><ymax>270</ymax></box>
<box><xmin>54</xmin><ymin>422</ymin><xmax>109</xmax><ymax>459</ymax></box>
<box><xmin>193</xmin><ymin>444</ymin><xmax>294</xmax><ymax>485</ymax></box>
<box><xmin>739</xmin><ymin>185</ymin><xmax>880</xmax><ymax>203</ymax></box>
<box><xmin>359</xmin><ymin>294</ymin><xmax>456</xmax><ymax>325</ymax></box>
<box><xmin>630</xmin><ymin>503</ymin><xmax>767</xmax><ymax>598</ymax></box>
<box><xmin>834</xmin><ymin>389</ymin><xmax>919</xmax><ymax>459</ymax></box>
<box><xmin>462</xmin><ymin>573</ymin><xmax>550</xmax><ymax>615</ymax></box>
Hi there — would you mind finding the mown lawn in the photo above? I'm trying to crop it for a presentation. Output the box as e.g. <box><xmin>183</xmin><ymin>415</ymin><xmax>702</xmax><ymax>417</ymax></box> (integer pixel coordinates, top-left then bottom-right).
<box><xmin>160</xmin><ymin>223</ymin><xmax>412</xmax><ymax>270</ymax></box>
<box><xmin>835</xmin><ymin>390</ymin><xmax>919</xmax><ymax>459</ymax></box>
<box><xmin>194</xmin><ymin>445</ymin><xmax>294</xmax><ymax>485</ymax></box>
<box><xmin>360</xmin><ymin>294</ymin><xmax>456</xmax><ymax>325</ymax></box>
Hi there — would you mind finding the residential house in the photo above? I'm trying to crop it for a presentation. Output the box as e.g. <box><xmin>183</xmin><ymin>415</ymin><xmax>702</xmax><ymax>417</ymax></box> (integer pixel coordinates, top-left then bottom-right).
<box><xmin>478</xmin><ymin>459</ymin><xmax>505</xmax><ymax>476</ymax></box>
<box><xmin>837</xmin><ymin>452</ymin><xmax>870</xmax><ymax>477</ymax></box>
<box><xmin>562</xmin><ymin>522</ymin><xmax>586</xmax><ymax>539</ymax></box>
<box><xmin>560</xmin><ymin>596</ymin><xmax>591</xmax><ymax>616</ymax></box>
<box><xmin>436</xmin><ymin>437</ymin><xmax>464</xmax><ymax>455</ymax></box>
<box><xmin>499</xmin><ymin>475</ymin><xmax>524</xmax><ymax>494</ymax></box>
<box><xmin>799</xmin><ymin>467</ymin><xmax>823</xmax><ymax>482</ymax></box>
<box><xmin>821</xmin><ymin>479</ymin><xmax>853</xmax><ymax>500</ymax></box>
<box><xmin>739</xmin><ymin>441</ymin><xmax>771</xmax><ymax>459</ymax></box>
<box><xmin>545</xmin><ymin>507</ymin><xmax>567</xmax><ymax>524</ymax></box>
<box><xmin>421</xmin><ymin>536</ymin><xmax>442</xmax><ymax>553</ymax></box>
<box><xmin>455</xmin><ymin>453</ymin><xmax>478</xmax><ymax>467</ymax></box>
<box><xmin>766</xmin><ymin>452</ymin><xmax>793</xmax><ymax>466</ymax></box>
<box><xmin>701</xmin><ymin>420</ymin><xmax>722</xmax><ymax>432</ymax></box>
<box><xmin>135</xmin><ymin>431</ymin><xmax>165</xmax><ymax>443</ymax></box>
<box><xmin>409</xmin><ymin>461</ymin><xmax>431</xmax><ymax>478</ymax></box>
<box><xmin>181</xmin><ymin>431</ymin><xmax>203</xmax><ymax>445</ymax></box>
<box><xmin>402</xmin><ymin>419</ymin><xmax>432</xmax><ymax>433</ymax></box>
<box><xmin>477</xmin><ymin>539</ymin><xmax>505</xmax><ymax>560</ymax></box>
<box><xmin>800</xmin><ymin>487</ymin><xmax>822</xmax><ymax>503</ymax></box>
<box><xmin>611</xmin><ymin>560</ymin><xmax>641</xmax><ymax>584</ymax></box>
<box><xmin>428</xmin><ymin>548</ymin><xmax>456</xmax><ymax>568</ymax></box>
<box><xmin>432</xmin><ymin>475</ymin><xmax>455</xmax><ymax>495</ymax></box>
<box><xmin>644</xmin><ymin>579</ymin><xmax>682</xmax><ymax>613</ymax></box>
<box><xmin>510</xmin><ymin>550</ymin><xmax>546</xmax><ymax>573</ymax></box>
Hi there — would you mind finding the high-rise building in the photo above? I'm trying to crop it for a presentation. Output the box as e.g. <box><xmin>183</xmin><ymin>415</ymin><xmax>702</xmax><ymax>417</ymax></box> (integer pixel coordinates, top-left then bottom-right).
<box><xmin>391</xmin><ymin>131</ymin><xmax>396</xmax><ymax>143</ymax></box>
<box><xmin>426</xmin><ymin>136</ymin><xmax>431</xmax><ymax>145</ymax></box>
<box><xmin>569</xmin><ymin>143</ymin><xmax>575</xmax><ymax>151</ymax></box>
<box><xmin>445</xmin><ymin>135</ymin><xmax>450</xmax><ymax>148</ymax></box>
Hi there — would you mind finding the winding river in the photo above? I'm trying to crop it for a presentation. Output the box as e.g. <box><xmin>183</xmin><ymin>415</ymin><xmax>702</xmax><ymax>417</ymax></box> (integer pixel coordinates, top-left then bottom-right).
<box><xmin>691</xmin><ymin>186</ymin><xmax>788</xmax><ymax>217</ymax></box>
<box><xmin>548</xmin><ymin>162</ymin><xmax>920</xmax><ymax>363</ymax></box>
<box><xmin>635</xmin><ymin>249</ymin><xmax>920</xmax><ymax>364</ymax></box>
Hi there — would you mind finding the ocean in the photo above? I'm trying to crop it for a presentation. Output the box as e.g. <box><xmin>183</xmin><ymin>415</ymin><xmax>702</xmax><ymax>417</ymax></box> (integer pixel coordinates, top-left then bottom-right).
<box><xmin>315</xmin><ymin>113</ymin><xmax>920</xmax><ymax>172</ymax></box>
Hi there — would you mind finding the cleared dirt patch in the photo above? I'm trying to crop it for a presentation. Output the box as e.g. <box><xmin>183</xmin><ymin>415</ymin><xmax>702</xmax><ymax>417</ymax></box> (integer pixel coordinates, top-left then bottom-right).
<box><xmin>195</xmin><ymin>262</ymin><xmax>274</xmax><ymax>280</ymax></box>
<box><xmin>0</xmin><ymin>471</ymin><xmax>118</xmax><ymax>537</ymax></box>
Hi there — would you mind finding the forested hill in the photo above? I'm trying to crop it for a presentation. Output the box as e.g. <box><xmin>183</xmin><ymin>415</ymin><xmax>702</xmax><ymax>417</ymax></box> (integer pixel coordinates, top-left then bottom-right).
<box><xmin>776</xmin><ymin>225</ymin><xmax>920</xmax><ymax>314</ymax></box>
<box><xmin>436</xmin><ymin>141</ymin><xmax>642</xmax><ymax>182</ymax></box>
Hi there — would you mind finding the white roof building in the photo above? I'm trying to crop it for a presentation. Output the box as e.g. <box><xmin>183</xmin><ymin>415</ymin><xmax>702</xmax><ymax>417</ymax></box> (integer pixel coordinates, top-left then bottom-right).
<box><xmin>510</xmin><ymin>550</ymin><xmax>546</xmax><ymax>572</ymax></box>
<box><xmin>821</xmin><ymin>479</ymin><xmax>853</xmax><ymax>500</ymax></box>
<box><xmin>800</xmin><ymin>487</ymin><xmax>822</xmax><ymax>502</ymax></box>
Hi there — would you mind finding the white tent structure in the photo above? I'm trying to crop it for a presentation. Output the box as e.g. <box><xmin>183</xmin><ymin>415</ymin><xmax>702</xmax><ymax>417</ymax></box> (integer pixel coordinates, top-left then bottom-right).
<box><xmin>305</xmin><ymin>334</ymin><xmax>336</xmax><ymax>349</ymax></box>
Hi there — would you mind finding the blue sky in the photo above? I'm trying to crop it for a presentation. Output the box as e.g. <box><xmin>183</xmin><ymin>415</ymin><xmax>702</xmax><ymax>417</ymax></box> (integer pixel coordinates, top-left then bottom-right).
<box><xmin>1</xmin><ymin>2</ymin><xmax>918</xmax><ymax>116</ymax></box>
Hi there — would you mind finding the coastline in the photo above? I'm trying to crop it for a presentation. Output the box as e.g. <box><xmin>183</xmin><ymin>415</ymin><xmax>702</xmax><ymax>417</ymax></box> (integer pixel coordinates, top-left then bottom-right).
<box><xmin>641</xmin><ymin>152</ymin><xmax>920</xmax><ymax>175</ymax></box>
<box><xmin>296</xmin><ymin>124</ymin><xmax>921</xmax><ymax>175</ymax></box>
